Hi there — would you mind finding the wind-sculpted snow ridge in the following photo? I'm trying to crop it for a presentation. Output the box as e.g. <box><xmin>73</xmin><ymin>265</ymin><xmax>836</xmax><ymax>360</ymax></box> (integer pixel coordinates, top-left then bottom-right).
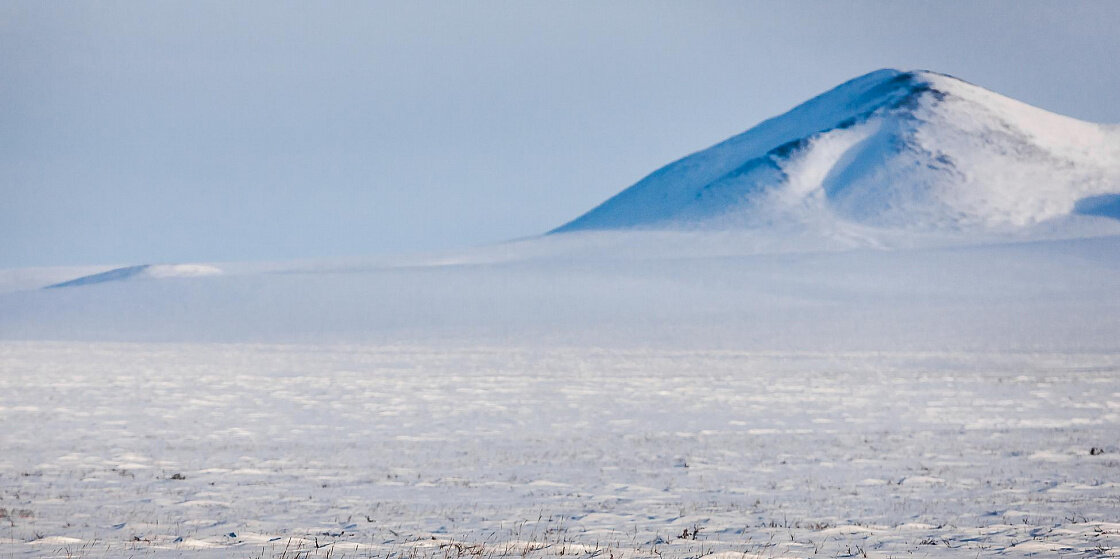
<box><xmin>553</xmin><ymin>69</ymin><xmax>1120</xmax><ymax>234</ymax></box>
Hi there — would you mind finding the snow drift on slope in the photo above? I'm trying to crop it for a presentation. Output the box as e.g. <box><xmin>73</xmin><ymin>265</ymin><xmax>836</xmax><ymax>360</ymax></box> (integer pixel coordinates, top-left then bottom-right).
<box><xmin>553</xmin><ymin>69</ymin><xmax>1120</xmax><ymax>233</ymax></box>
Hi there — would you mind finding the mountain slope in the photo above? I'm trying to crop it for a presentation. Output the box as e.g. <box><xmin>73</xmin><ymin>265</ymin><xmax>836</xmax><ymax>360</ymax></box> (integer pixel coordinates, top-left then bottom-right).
<box><xmin>553</xmin><ymin>69</ymin><xmax>1120</xmax><ymax>233</ymax></box>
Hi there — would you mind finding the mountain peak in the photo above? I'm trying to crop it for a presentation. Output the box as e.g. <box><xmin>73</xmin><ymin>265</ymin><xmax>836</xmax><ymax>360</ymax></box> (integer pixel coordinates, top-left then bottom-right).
<box><xmin>553</xmin><ymin>69</ymin><xmax>1120</xmax><ymax>235</ymax></box>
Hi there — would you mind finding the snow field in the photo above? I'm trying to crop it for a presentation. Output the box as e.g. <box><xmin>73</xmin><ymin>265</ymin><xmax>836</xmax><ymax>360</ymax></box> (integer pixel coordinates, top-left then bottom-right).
<box><xmin>1</xmin><ymin>342</ymin><xmax>1117</xmax><ymax>558</ymax></box>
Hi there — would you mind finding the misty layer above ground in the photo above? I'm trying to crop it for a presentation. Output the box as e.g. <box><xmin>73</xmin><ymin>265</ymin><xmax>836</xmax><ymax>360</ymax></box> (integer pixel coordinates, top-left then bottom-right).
<box><xmin>2</xmin><ymin>232</ymin><xmax>1118</xmax><ymax>352</ymax></box>
<box><xmin>1</xmin><ymin>343</ymin><xmax>1117</xmax><ymax>558</ymax></box>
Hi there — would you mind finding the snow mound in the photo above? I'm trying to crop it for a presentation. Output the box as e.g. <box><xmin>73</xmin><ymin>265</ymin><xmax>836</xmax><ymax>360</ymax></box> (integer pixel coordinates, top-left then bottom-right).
<box><xmin>45</xmin><ymin>264</ymin><xmax>222</xmax><ymax>289</ymax></box>
<box><xmin>553</xmin><ymin>69</ymin><xmax>1120</xmax><ymax>234</ymax></box>
<box><xmin>144</xmin><ymin>264</ymin><xmax>224</xmax><ymax>279</ymax></box>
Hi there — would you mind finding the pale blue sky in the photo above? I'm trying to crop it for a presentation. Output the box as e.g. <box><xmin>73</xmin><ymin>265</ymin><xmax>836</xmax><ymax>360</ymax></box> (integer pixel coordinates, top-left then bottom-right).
<box><xmin>3</xmin><ymin>1</ymin><xmax>1119</xmax><ymax>267</ymax></box>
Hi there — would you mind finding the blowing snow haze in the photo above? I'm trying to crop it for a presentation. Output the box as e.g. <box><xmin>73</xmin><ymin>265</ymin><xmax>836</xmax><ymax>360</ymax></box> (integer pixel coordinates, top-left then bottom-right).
<box><xmin>555</xmin><ymin>69</ymin><xmax>1120</xmax><ymax>234</ymax></box>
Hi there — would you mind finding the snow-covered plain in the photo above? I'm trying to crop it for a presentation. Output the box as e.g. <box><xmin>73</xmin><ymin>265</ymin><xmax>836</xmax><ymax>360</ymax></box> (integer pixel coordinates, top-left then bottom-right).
<box><xmin>2</xmin><ymin>232</ymin><xmax>1120</xmax><ymax>558</ymax></box>
<box><xmin>1</xmin><ymin>341</ymin><xmax>1119</xmax><ymax>559</ymax></box>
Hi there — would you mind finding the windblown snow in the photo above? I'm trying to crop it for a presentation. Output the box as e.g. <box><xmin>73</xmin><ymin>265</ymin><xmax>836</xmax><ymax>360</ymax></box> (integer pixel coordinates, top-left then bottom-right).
<box><xmin>554</xmin><ymin>69</ymin><xmax>1120</xmax><ymax>233</ymax></box>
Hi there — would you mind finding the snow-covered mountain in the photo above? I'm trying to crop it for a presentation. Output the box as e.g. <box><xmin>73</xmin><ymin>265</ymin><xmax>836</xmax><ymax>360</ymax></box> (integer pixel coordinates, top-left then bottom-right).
<box><xmin>553</xmin><ymin>69</ymin><xmax>1120</xmax><ymax>233</ymax></box>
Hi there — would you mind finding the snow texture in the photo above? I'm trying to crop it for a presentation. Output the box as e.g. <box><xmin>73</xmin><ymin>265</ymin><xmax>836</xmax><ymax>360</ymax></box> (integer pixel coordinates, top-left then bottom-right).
<box><xmin>1</xmin><ymin>343</ymin><xmax>1118</xmax><ymax>558</ymax></box>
